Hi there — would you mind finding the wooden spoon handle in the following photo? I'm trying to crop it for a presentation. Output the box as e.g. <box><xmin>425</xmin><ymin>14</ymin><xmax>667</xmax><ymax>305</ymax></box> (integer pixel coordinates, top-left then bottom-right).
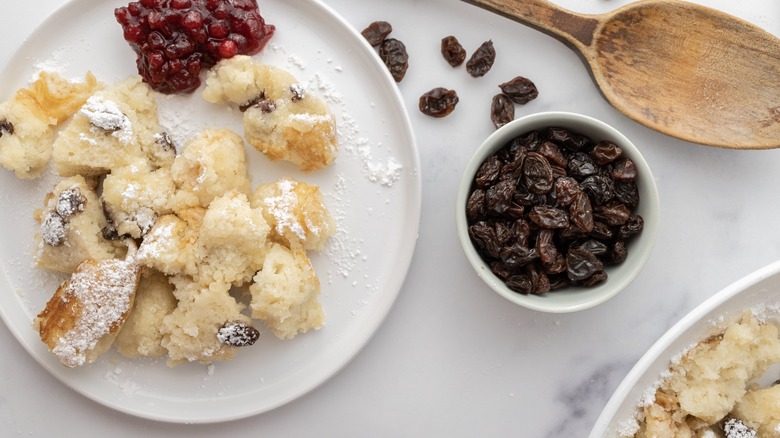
<box><xmin>461</xmin><ymin>0</ymin><xmax>600</xmax><ymax>50</ymax></box>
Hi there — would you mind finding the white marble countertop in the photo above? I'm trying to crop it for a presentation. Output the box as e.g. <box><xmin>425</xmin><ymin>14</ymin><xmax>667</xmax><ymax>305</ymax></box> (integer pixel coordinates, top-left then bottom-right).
<box><xmin>1</xmin><ymin>0</ymin><xmax>779</xmax><ymax>436</ymax></box>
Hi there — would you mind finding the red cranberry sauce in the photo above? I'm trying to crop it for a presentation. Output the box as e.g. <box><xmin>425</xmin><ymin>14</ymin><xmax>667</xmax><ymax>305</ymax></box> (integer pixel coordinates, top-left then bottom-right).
<box><xmin>115</xmin><ymin>0</ymin><xmax>275</xmax><ymax>94</ymax></box>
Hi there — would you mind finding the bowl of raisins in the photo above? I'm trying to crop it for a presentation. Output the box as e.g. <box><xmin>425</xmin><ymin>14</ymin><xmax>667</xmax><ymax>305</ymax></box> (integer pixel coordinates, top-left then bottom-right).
<box><xmin>456</xmin><ymin>112</ymin><xmax>659</xmax><ymax>313</ymax></box>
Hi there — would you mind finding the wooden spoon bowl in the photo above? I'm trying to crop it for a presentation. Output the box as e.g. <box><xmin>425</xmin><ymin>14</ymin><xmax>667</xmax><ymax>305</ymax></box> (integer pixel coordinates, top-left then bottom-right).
<box><xmin>463</xmin><ymin>0</ymin><xmax>780</xmax><ymax>149</ymax></box>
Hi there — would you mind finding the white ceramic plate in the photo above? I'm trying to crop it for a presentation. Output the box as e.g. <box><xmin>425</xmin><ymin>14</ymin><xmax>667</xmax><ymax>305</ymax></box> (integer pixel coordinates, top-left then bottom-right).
<box><xmin>589</xmin><ymin>260</ymin><xmax>780</xmax><ymax>437</ymax></box>
<box><xmin>0</xmin><ymin>0</ymin><xmax>420</xmax><ymax>423</ymax></box>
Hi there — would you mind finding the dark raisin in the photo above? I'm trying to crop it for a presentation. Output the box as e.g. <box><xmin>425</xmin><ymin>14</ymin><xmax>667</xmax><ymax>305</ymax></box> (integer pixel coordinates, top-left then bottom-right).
<box><xmin>522</xmin><ymin>152</ymin><xmax>554</xmax><ymax>195</ymax></box>
<box><xmin>511</xmin><ymin>219</ymin><xmax>531</xmax><ymax>247</ymax></box>
<box><xmin>101</xmin><ymin>223</ymin><xmax>122</xmax><ymax>241</ymax></box>
<box><xmin>257</xmin><ymin>99</ymin><xmax>276</xmax><ymax>113</ymax></box>
<box><xmin>594</xmin><ymin>204</ymin><xmax>631</xmax><ymax>226</ymax></box>
<box><xmin>532</xmin><ymin>268</ymin><xmax>552</xmax><ymax>294</ymax></box>
<box><xmin>491</xmin><ymin>94</ymin><xmax>514</xmax><ymax>129</ymax></box>
<box><xmin>154</xmin><ymin>131</ymin><xmax>176</xmax><ymax>153</ymax></box>
<box><xmin>569</xmin><ymin>191</ymin><xmax>594</xmax><ymax>232</ymax></box>
<box><xmin>590</xmin><ymin>221</ymin><xmax>614</xmax><ymax>240</ymax></box>
<box><xmin>361</xmin><ymin>21</ymin><xmax>392</xmax><ymax>47</ymax></box>
<box><xmin>494</xmin><ymin>221</ymin><xmax>515</xmax><ymax>246</ymax></box>
<box><xmin>41</xmin><ymin>212</ymin><xmax>67</xmax><ymax>246</ymax></box>
<box><xmin>466</xmin><ymin>40</ymin><xmax>495</xmax><ymax>77</ymax></box>
<box><xmin>441</xmin><ymin>35</ymin><xmax>466</xmax><ymax>67</ymax></box>
<box><xmin>485</xmin><ymin>179</ymin><xmax>516</xmax><ymax>215</ymax></box>
<box><xmin>499</xmin><ymin>76</ymin><xmax>538</xmax><ymax>104</ymax></box>
<box><xmin>619</xmin><ymin>214</ymin><xmax>644</xmax><ymax>238</ymax></box>
<box><xmin>469</xmin><ymin>221</ymin><xmax>502</xmax><ymax>258</ymax></box>
<box><xmin>538</xmin><ymin>141</ymin><xmax>567</xmax><ymax>168</ymax></box>
<box><xmin>217</xmin><ymin>321</ymin><xmax>260</xmax><ymax>346</ymax></box>
<box><xmin>614</xmin><ymin>180</ymin><xmax>640</xmax><ymax>207</ymax></box>
<box><xmin>548</xmin><ymin>127</ymin><xmax>588</xmax><ymax>151</ymax></box>
<box><xmin>239</xmin><ymin>92</ymin><xmax>266</xmax><ymax>112</ymax></box>
<box><xmin>610</xmin><ymin>158</ymin><xmax>637</xmax><ymax>181</ymax></box>
<box><xmin>289</xmin><ymin>84</ymin><xmax>305</xmax><ymax>102</ymax></box>
<box><xmin>466</xmin><ymin>189</ymin><xmax>486</xmax><ymax>223</ymax></box>
<box><xmin>500</xmin><ymin>244</ymin><xmax>538</xmax><ymax>269</ymax></box>
<box><xmin>591</xmin><ymin>141</ymin><xmax>623</xmax><ymax>165</ymax></box>
<box><xmin>581</xmin><ymin>175</ymin><xmax>614</xmax><ymax>206</ymax></box>
<box><xmin>536</xmin><ymin>229</ymin><xmax>558</xmax><ymax>266</ymax></box>
<box><xmin>577</xmin><ymin>270</ymin><xmax>607</xmax><ymax>287</ymax></box>
<box><xmin>490</xmin><ymin>261</ymin><xmax>512</xmax><ymax>280</ymax></box>
<box><xmin>56</xmin><ymin>188</ymin><xmax>86</xmax><ymax>220</ymax></box>
<box><xmin>573</xmin><ymin>239</ymin><xmax>608</xmax><ymax>256</ymax></box>
<box><xmin>0</xmin><ymin>119</ymin><xmax>14</xmax><ymax>137</ymax></box>
<box><xmin>566</xmin><ymin>248</ymin><xmax>603</xmax><ymax>282</ymax></box>
<box><xmin>554</xmin><ymin>177</ymin><xmax>581</xmax><ymax>207</ymax></box>
<box><xmin>529</xmin><ymin>206</ymin><xmax>569</xmax><ymax>229</ymax></box>
<box><xmin>721</xmin><ymin>417</ymin><xmax>757</xmax><ymax>438</ymax></box>
<box><xmin>419</xmin><ymin>87</ymin><xmax>459</xmax><ymax>118</ymax></box>
<box><xmin>567</xmin><ymin>152</ymin><xmax>599</xmax><ymax>179</ymax></box>
<box><xmin>506</xmin><ymin>274</ymin><xmax>533</xmax><ymax>294</ymax></box>
<box><xmin>605</xmin><ymin>239</ymin><xmax>628</xmax><ymax>264</ymax></box>
<box><xmin>379</xmin><ymin>38</ymin><xmax>409</xmax><ymax>82</ymax></box>
<box><xmin>474</xmin><ymin>155</ymin><xmax>502</xmax><ymax>187</ymax></box>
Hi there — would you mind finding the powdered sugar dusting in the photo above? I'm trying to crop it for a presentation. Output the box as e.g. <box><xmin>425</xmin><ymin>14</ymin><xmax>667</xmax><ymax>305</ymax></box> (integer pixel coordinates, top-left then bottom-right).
<box><xmin>137</xmin><ymin>221</ymin><xmax>175</xmax><ymax>261</ymax></box>
<box><xmin>323</xmin><ymin>174</ymin><xmax>362</xmax><ymax>279</ymax></box>
<box><xmin>264</xmin><ymin>179</ymin><xmax>306</xmax><ymax>240</ymax></box>
<box><xmin>305</xmin><ymin>73</ymin><xmax>404</xmax><ymax>187</ymax></box>
<box><xmin>50</xmin><ymin>259</ymin><xmax>139</xmax><ymax>367</ymax></box>
<box><xmin>40</xmin><ymin>212</ymin><xmax>67</xmax><ymax>246</ymax></box>
<box><xmin>80</xmin><ymin>96</ymin><xmax>133</xmax><ymax>145</ymax></box>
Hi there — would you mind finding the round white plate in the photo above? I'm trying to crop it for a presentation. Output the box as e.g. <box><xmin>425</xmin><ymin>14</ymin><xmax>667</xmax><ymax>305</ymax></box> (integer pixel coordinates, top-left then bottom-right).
<box><xmin>0</xmin><ymin>0</ymin><xmax>420</xmax><ymax>423</ymax></box>
<box><xmin>589</xmin><ymin>260</ymin><xmax>780</xmax><ymax>437</ymax></box>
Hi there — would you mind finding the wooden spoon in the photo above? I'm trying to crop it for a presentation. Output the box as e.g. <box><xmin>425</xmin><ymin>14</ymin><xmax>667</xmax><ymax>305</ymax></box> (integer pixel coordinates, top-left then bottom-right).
<box><xmin>462</xmin><ymin>0</ymin><xmax>780</xmax><ymax>149</ymax></box>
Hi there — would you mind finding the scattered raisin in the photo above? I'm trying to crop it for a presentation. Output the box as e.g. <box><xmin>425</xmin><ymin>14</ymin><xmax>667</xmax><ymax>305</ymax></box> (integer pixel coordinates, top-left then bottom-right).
<box><xmin>491</xmin><ymin>94</ymin><xmax>514</xmax><ymax>128</ymax></box>
<box><xmin>465</xmin><ymin>126</ymin><xmax>645</xmax><ymax>294</ymax></box>
<box><xmin>361</xmin><ymin>21</ymin><xmax>393</xmax><ymax>47</ymax></box>
<box><xmin>56</xmin><ymin>188</ymin><xmax>86</xmax><ymax>220</ymax></box>
<box><xmin>217</xmin><ymin>321</ymin><xmax>260</xmax><ymax>347</ymax></box>
<box><xmin>419</xmin><ymin>87</ymin><xmax>459</xmax><ymax>118</ymax></box>
<box><xmin>241</xmin><ymin>94</ymin><xmax>276</xmax><ymax>113</ymax></box>
<box><xmin>0</xmin><ymin>119</ymin><xmax>14</xmax><ymax>137</ymax></box>
<box><xmin>154</xmin><ymin>131</ymin><xmax>176</xmax><ymax>154</ymax></box>
<box><xmin>379</xmin><ymin>38</ymin><xmax>409</xmax><ymax>82</ymax></box>
<box><xmin>466</xmin><ymin>40</ymin><xmax>496</xmax><ymax>77</ymax></box>
<box><xmin>721</xmin><ymin>417</ymin><xmax>757</xmax><ymax>438</ymax></box>
<box><xmin>289</xmin><ymin>84</ymin><xmax>305</xmax><ymax>102</ymax></box>
<box><xmin>41</xmin><ymin>212</ymin><xmax>67</xmax><ymax>247</ymax></box>
<box><xmin>101</xmin><ymin>223</ymin><xmax>122</xmax><ymax>241</ymax></box>
<box><xmin>499</xmin><ymin>76</ymin><xmax>538</xmax><ymax>104</ymax></box>
<box><xmin>441</xmin><ymin>35</ymin><xmax>467</xmax><ymax>67</ymax></box>
<box><xmin>239</xmin><ymin>92</ymin><xmax>266</xmax><ymax>112</ymax></box>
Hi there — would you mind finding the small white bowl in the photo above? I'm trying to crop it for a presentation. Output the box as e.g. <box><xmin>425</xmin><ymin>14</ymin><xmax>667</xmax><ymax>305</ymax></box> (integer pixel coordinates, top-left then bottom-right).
<box><xmin>456</xmin><ymin>112</ymin><xmax>660</xmax><ymax>313</ymax></box>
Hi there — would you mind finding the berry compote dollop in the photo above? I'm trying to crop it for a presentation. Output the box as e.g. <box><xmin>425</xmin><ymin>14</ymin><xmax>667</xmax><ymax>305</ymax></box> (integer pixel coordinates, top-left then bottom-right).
<box><xmin>115</xmin><ymin>0</ymin><xmax>275</xmax><ymax>94</ymax></box>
